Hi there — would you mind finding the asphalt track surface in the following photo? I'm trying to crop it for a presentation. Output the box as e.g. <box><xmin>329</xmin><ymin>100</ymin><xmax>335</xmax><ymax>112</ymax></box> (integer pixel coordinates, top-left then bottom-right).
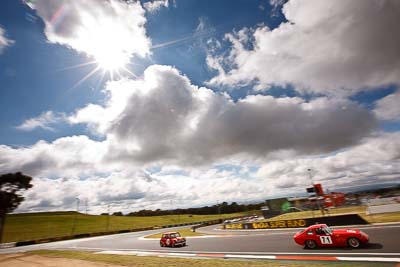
<box><xmin>1</xmin><ymin>223</ymin><xmax>400</xmax><ymax>259</ymax></box>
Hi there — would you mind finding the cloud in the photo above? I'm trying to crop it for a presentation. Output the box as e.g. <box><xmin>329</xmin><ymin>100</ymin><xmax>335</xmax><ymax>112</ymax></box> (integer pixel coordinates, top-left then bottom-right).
<box><xmin>18</xmin><ymin>172</ymin><xmax>154</xmax><ymax>212</ymax></box>
<box><xmin>207</xmin><ymin>0</ymin><xmax>400</xmax><ymax>95</ymax></box>
<box><xmin>10</xmin><ymin>132</ymin><xmax>400</xmax><ymax>214</ymax></box>
<box><xmin>269</xmin><ymin>0</ymin><xmax>286</xmax><ymax>8</ymax></box>
<box><xmin>143</xmin><ymin>0</ymin><xmax>169</xmax><ymax>13</ymax></box>
<box><xmin>15</xmin><ymin>165</ymin><xmax>268</xmax><ymax>213</ymax></box>
<box><xmin>70</xmin><ymin>65</ymin><xmax>377</xmax><ymax>165</ymax></box>
<box><xmin>0</xmin><ymin>135</ymin><xmax>108</xmax><ymax>177</ymax></box>
<box><xmin>26</xmin><ymin>0</ymin><xmax>150</xmax><ymax>66</ymax></box>
<box><xmin>257</xmin><ymin>132</ymin><xmax>400</xmax><ymax>190</ymax></box>
<box><xmin>0</xmin><ymin>26</ymin><xmax>14</xmax><ymax>53</ymax></box>
<box><xmin>374</xmin><ymin>90</ymin><xmax>400</xmax><ymax>121</ymax></box>
<box><xmin>1</xmin><ymin>64</ymin><xmax>385</xmax><ymax>212</ymax></box>
<box><xmin>16</xmin><ymin>111</ymin><xmax>66</xmax><ymax>131</ymax></box>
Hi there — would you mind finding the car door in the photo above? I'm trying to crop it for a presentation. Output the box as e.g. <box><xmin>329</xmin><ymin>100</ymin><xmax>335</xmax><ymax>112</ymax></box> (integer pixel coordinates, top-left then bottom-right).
<box><xmin>165</xmin><ymin>234</ymin><xmax>171</xmax><ymax>246</ymax></box>
<box><xmin>161</xmin><ymin>234</ymin><xmax>167</xmax><ymax>245</ymax></box>
<box><xmin>315</xmin><ymin>228</ymin><xmax>334</xmax><ymax>247</ymax></box>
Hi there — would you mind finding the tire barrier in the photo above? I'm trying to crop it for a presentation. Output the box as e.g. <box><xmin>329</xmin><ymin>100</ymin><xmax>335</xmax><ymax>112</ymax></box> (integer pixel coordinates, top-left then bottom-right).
<box><xmin>224</xmin><ymin>214</ymin><xmax>369</xmax><ymax>230</ymax></box>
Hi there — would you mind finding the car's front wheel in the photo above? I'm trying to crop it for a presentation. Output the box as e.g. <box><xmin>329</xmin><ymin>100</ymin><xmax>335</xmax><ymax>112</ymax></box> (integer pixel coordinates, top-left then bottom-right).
<box><xmin>305</xmin><ymin>240</ymin><xmax>317</xmax><ymax>249</ymax></box>
<box><xmin>347</xmin><ymin>237</ymin><xmax>360</xmax><ymax>248</ymax></box>
<box><xmin>160</xmin><ymin>242</ymin><xmax>164</xmax><ymax>247</ymax></box>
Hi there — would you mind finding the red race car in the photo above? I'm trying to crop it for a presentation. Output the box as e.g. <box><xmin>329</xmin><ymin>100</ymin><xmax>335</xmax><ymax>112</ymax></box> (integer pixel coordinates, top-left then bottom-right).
<box><xmin>293</xmin><ymin>224</ymin><xmax>369</xmax><ymax>249</ymax></box>
<box><xmin>160</xmin><ymin>232</ymin><xmax>186</xmax><ymax>247</ymax></box>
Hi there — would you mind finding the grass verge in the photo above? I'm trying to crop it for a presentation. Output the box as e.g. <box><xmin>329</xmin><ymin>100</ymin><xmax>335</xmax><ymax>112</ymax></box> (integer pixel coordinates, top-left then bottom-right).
<box><xmin>28</xmin><ymin>250</ymin><xmax>396</xmax><ymax>267</ymax></box>
<box><xmin>5</xmin><ymin>206</ymin><xmax>399</xmax><ymax>243</ymax></box>
<box><xmin>3</xmin><ymin>211</ymin><xmax>251</xmax><ymax>243</ymax></box>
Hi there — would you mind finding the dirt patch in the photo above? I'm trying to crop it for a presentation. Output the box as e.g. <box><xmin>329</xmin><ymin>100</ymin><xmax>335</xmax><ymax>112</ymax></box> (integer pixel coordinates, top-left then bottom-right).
<box><xmin>0</xmin><ymin>253</ymin><xmax>125</xmax><ymax>267</ymax></box>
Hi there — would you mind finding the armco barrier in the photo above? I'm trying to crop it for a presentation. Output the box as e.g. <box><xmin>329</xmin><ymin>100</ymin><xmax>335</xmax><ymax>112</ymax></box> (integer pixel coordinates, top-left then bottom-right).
<box><xmin>191</xmin><ymin>219</ymin><xmax>223</xmax><ymax>232</ymax></box>
<box><xmin>224</xmin><ymin>214</ymin><xmax>368</xmax><ymax>230</ymax></box>
<box><xmin>5</xmin><ymin>218</ymin><xmax>229</xmax><ymax>248</ymax></box>
<box><xmin>0</xmin><ymin>242</ymin><xmax>16</xmax><ymax>249</ymax></box>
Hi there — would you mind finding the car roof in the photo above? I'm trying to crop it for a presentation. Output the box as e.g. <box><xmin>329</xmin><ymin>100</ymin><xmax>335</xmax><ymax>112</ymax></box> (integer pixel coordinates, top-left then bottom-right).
<box><xmin>308</xmin><ymin>224</ymin><xmax>328</xmax><ymax>229</ymax></box>
<box><xmin>163</xmin><ymin>232</ymin><xmax>180</xmax><ymax>234</ymax></box>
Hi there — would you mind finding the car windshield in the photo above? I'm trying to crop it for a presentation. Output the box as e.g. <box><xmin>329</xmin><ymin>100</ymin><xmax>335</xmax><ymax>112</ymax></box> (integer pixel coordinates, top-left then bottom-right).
<box><xmin>322</xmin><ymin>226</ymin><xmax>332</xmax><ymax>235</ymax></box>
<box><xmin>170</xmin><ymin>233</ymin><xmax>181</xmax><ymax>238</ymax></box>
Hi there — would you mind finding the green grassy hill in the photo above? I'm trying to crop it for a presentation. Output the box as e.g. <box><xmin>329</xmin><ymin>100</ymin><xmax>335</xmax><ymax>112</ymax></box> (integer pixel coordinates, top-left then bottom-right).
<box><xmin>3</xmin><ymin>211</ymin><xmax>250</xmax><ymax>243</ymax></box>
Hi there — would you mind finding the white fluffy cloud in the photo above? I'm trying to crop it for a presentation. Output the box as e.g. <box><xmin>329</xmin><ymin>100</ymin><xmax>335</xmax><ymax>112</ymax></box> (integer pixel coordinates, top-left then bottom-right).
<box><xmin>257</xmin><ymin>132</ymin><xmax>400</xmax><ymax>190</ymax></box>
<box><xmin>9</xmin><ymin>132</ymin><xmax>400</xmax><ymax>214</ymax></box>
<box><xmin>18</xmin><ymin>171</ymin><xmax>160</xmax><ymax>213</ymax></box>
<box><xmin>0</xmin><ymin>135</ymin><xmax>109</xmax><ymax>177</ymax></box>
<box><xmin>26</xmin><ymin>0</ymin><xmax>150</xmax><ymax>67</ymax></box>
<box><xmin>16</xmin><ymin>166</ymin><xmax>269</xmax><ymax>214</ymax></box>
<box><xmin>1</xmin><ymin>64</ymin><xmax>385</xmax><ymax>212</ymax></box>
<box><xmin>374</xmin><ymin>90</ymin><xmax>400</xmax><ymax>121</ymax></box>
<box><xmin>70</xmin><ymin>65</ymin><xmax>377</xmax><ymax>165</ymax></box>
<box><xmin>0</xmin><ymin>26</ymin><xmax>14</xmax><ymax>53</ymax></box>
<box><xmin>208</xmin><ymin>0</ymin><xmax>400</xmax><ymax>95</ymax></box>
<box><xmin>16</xmin><ymin>111</ymin><xmax>66</xmax><ymax>131</ymax></box>
<box><xmin>143</xmin><ymin>0</ymin><xmax>169</xmax><ymax>13</ymax></box>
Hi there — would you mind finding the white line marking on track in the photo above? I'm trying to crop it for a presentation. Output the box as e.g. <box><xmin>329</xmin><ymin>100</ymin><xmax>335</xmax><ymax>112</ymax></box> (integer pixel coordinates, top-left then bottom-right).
<box><xmin>225</xmin><ymin>254</ymin><xmax>276</xmax><ymax>259</ymax></box>
<box><xmin>76</xmin><ymin>247</ymin><xmax>400</xmax><ymax>256</ymax></box>
<box><xmin>95</xmin><ymin>250</ymin><xmax>400</xmax><ymax>262</ymax></box>
<box><xmin>337</xmin><ymin>257</ymin><xmax>400</xmax><ymax>263</ymax></box>
<box><xmin>166</xmin><ymin>253</ymin><xmax>197</xmax><ymax>257</ymax></box>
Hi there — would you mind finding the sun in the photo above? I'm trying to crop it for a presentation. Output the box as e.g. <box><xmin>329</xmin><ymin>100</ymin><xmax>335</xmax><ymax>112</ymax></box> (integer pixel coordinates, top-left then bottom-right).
<box><xmin>63</xmin><ymin>44</ymin><xmax>134</xmax><ymax>90</ymax></box>
<box><xmin>90</xmin><ymin>39</ymin><xmax>131</xmax><ymax>72</ymax></box>
<box><xmin>74</xmin><ymin>19</ymin><xmax>135</xmax><ymax>73</ymax></box>
<box><xmin>95</xmin><ymin>52</ymin><xmax>129</xmax><ymax>72</ymax></box>
<box><xmin>60</xmin><ymin>20</ymin><xmax>139</xmax><ymax>87</ymax></box>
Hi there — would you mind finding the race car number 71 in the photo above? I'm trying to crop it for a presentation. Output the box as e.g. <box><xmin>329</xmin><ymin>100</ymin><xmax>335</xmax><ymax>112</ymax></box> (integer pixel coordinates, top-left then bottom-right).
<box><xmin>320</xmin><ymin>236</ymin><xmax>333</xmax><ymax>244</ymax></box>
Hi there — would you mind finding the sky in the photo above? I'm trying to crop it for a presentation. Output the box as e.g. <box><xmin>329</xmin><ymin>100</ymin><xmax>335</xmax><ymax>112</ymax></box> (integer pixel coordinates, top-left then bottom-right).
<box><xmin>0</xmin><ymin>0</ymin><xmax>399</xmax><ymax>214</ymax></box>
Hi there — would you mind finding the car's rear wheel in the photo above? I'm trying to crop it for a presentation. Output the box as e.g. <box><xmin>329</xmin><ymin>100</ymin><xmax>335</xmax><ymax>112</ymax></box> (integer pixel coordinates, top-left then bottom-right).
<box><xmin>305</xmin><ymin>240</ymin><xmax>317</xmax><ymax>249</ymax></box>
<box><xmin>347</xmin><ymin>237</ymin><xmax>360</xmax><ymax>248</ymax></box>
<box><xmin>160</xmin><ymin>242</ymin><xmax>164</xmax><ymax>247</ymax></box>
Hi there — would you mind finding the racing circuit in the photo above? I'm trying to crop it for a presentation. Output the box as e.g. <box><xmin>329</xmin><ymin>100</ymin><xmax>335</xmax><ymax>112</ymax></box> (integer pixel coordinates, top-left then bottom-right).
<box><xmin>1</xmin><ymin>223</ymin><xmax>400</xmax><ymax>263</ymax></box>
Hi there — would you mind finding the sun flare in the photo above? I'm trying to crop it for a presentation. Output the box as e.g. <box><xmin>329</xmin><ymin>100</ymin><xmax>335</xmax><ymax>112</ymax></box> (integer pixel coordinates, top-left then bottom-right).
<box><xmin>88</xmin><ymin>28</ymin><xmax>132</xmax><ymax>72</ymax></box>
<box><xmin>95</xmin><ymin>51</ymin><xmax>129</xmax><ymax>72</ymax></box>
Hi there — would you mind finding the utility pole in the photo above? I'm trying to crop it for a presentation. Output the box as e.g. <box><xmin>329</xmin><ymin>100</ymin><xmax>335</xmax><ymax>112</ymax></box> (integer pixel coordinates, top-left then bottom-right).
<box><xmin>308</xmin><ymin>169</ymin><xmax>323</xmax><ymax>216</ymax></box>
<box><xmin>71</xmin><ymin>197</ymin><xmax>80</xmax><ymax>235</ymax></box>
<box><xmin>216</xmin><ymin>200</ymin><xmax>221</xmax><ymax>220</ymax></box>
<box><xmin>85</xmin><ymin>199</ymin><xmax>88</xmax><ymax>214</ymax></box>
<box><xmin>106</xmin><ymin>204</ymin><xmax>110</xmax><ymax>231</ymax></box>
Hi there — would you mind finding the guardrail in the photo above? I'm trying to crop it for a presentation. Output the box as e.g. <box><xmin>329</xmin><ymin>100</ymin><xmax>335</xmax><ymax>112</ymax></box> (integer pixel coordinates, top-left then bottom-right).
<box><xmin>1</xmin><ymin>218</ymin><xmax>227</xmax><ymax>248</ymax></box>
<box><xmin>191</xmin><ymin>219</ymin><xmax>224</xmax><ymax>232</ymax></box>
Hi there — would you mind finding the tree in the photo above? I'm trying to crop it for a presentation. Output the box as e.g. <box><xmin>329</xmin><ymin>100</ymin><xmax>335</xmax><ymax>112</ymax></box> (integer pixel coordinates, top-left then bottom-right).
<box><xmin>0</xmin><ymin>172</ymin><xmax>33</xmax><ymax>242</ymax></box>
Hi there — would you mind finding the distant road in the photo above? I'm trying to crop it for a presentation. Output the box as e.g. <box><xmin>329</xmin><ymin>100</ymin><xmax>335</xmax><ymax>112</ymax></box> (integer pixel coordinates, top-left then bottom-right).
<box><xmin>1</xmin><ymin>223</ymin><xmax>400</xmax><ymax>259</ymax></box>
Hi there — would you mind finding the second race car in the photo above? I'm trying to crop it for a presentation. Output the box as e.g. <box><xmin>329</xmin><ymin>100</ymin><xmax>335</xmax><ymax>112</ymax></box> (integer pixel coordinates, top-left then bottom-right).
<box><xmin>160</xmin><ymin>231</ymin><xmax>186</xmax><ymax>247</ymax></box>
